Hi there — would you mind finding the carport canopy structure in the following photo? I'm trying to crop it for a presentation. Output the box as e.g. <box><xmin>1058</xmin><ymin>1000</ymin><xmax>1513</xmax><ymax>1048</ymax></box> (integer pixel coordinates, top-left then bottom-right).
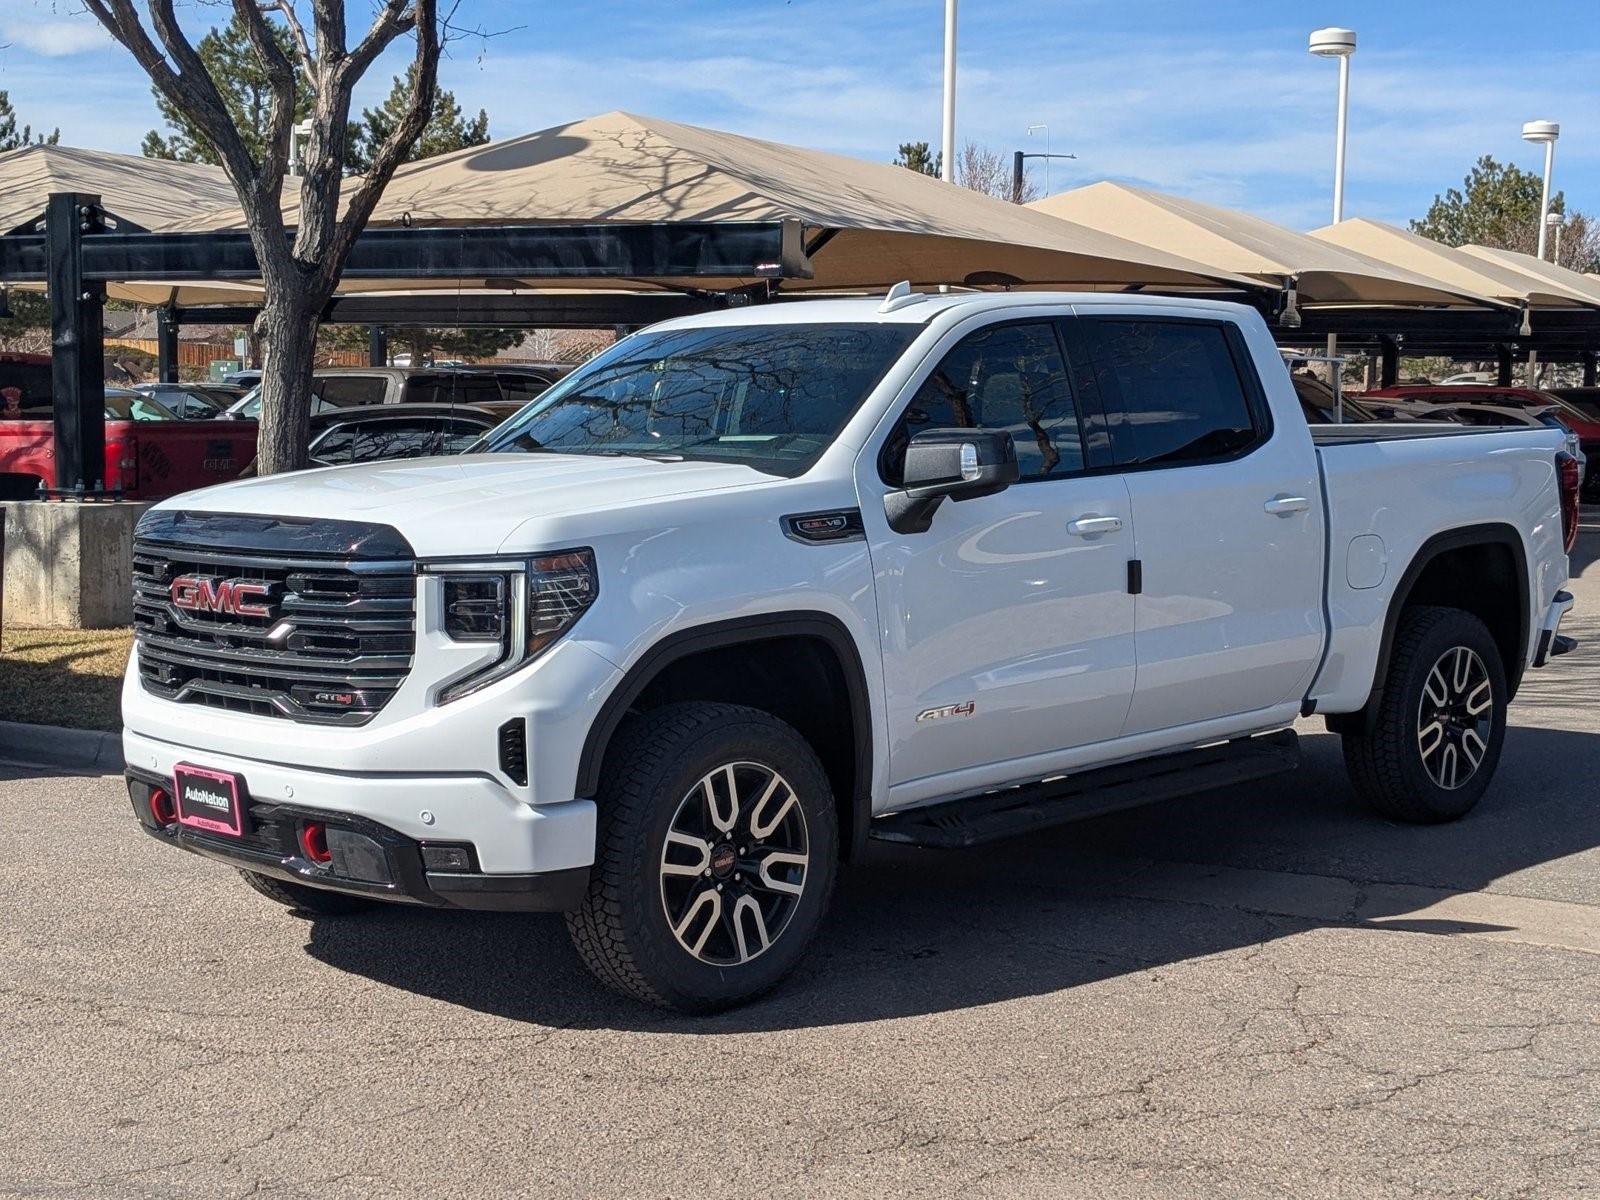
<box><xmin>1029</xmin><ymin>181</ymin><xmax>1501</xmax><ymax>310</ymax></box>
<box><xmin>0</xmin><ymin>113</ymin><xmax>1270</xmax><ymax>497</ymax></box>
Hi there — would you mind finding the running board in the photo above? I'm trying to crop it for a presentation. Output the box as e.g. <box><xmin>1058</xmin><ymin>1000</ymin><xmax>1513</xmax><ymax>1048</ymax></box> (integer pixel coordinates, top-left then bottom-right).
<box><xmin>869</xmin><ymin>730</ymin><xmax>1301</xmax><ymax>850</ymax></box>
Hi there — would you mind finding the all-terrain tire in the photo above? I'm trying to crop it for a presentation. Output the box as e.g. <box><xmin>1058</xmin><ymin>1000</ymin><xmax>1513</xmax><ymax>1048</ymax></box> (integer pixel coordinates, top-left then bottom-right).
<box><xmin>1341</xmin><ymin>605</ymin><xmax>1508</xmax><ymax>823</ymax></box>
<box><xmin>238</xmin><ymin>869</ymin><xmax>379</xmax><ymax>916</ymax></box>
<box><xmin>565</xmin><ymin>701</ymin><xmax>839</xmax><ymax>1013</ymax></box>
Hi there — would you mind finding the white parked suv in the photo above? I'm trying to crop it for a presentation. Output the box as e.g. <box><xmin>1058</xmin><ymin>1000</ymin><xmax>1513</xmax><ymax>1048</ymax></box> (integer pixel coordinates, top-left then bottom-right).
<box><xmin>122</xmin><ymin>290</ymin><xmax>1581</xmax><ymax>1011</ymax></box>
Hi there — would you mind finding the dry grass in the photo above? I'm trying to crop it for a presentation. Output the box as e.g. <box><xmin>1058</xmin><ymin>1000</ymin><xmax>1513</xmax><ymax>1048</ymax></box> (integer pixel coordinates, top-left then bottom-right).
<box><xmin>0</xmin><ymin>625</ymin><xmax>130</xmax><ymax>731</ymax></box>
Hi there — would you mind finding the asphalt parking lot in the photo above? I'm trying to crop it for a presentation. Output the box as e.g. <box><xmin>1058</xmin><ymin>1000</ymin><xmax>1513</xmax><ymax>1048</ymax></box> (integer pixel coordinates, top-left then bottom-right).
<box><xmin>2</xmin><ymin>517</ymin><xmax>1598</xmax><ymax>1200</ymax></box>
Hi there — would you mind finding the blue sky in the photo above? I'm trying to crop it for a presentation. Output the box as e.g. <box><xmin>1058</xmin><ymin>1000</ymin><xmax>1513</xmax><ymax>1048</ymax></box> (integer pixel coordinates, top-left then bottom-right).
<box><xmin>0</xmin><ymin>0</ymin><xmax>1595</xmax><ymax>230</ymax></box>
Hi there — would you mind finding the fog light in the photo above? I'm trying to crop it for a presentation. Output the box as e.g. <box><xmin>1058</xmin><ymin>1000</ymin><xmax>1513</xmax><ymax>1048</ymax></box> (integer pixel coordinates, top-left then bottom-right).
<box><xmin>299</xmin><ymin>821</ymin><xmax>332</xmax><ymax>865</ymax></box>
<box><xmin>149</xmin><ymin>786</ymin><xmax>176</xmax><ymax>827</ymax></box>
<box><xmin>420</xmin><ymin>843</ymin><xmax>476</xmax><ymax>872</ymax></box>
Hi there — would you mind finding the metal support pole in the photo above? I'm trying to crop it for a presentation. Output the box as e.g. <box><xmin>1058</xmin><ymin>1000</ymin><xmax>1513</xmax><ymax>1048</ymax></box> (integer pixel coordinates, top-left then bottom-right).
<box><xmin>1378</xmin><ymin>335</ymin><xmax>1400</xmax><ymax>387</ymax></box>
<box><xmin>46</xmin><ymin>192</ymin><xmax>106</xmax><ymax>497</ymax></box>
<box><xmin>156</xmin><ymin>305</ymin><xmax>179</xmax><ymax>383</ymax></box>
<box><xmin>1496</xmin><ymin>345</ymin><xmax>1514</xmax><ymax>387</ymax></box>
<box><xmin>1583</xmin><ymin>350</ymin><xmax>1597</xmax><ymax>387</ymax></box>
<box><xmin>1012</xmin><ymin>151</ymin><xmax>1024</xmax><ymax>204</ymax></box>
<box><xmin>367</xmin><ymin>325</ymin><xmax>387</xmax><ymax>367</ymax></box>
<box><xmin>1326</xmin><ymin>53</ymin><xmax>1351</xmax><ymax>366</ymax></box>
<box><xmin>940</xmin><ymin>0</ymin><xmax>957</xmax><ymax>183</ymax></box>
<box><xmin>1536</xmin><ymin>140</ymin><xmax>1555</xmax><ymax>261</ymax></box>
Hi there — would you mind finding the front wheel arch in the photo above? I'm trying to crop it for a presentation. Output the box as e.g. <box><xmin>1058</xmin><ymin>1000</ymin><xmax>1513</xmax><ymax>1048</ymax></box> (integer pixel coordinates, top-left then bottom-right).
<box><xmin>575</xmin><ymin>612</ymin><xmax>875</xmax><ymax>859</ymax></box>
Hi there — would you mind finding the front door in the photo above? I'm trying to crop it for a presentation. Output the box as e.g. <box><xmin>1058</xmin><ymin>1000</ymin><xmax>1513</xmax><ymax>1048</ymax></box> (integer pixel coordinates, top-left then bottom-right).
<box><xmin>860</xmin><ymin>318</ymin><xmax>1139</xmax><ymax>807</ymax></box>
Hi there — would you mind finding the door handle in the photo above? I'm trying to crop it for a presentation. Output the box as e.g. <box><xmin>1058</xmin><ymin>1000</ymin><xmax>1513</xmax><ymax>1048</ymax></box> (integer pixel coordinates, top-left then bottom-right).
<box><xmin>1067</xmin><ymin>514</ymin><xmax>1123</xmax><ymax>536</ymax></box>
<box><xmin>1264</xmin><ymin>495</ymin><xmax>1310</xmax><ymax>516</ymax></box>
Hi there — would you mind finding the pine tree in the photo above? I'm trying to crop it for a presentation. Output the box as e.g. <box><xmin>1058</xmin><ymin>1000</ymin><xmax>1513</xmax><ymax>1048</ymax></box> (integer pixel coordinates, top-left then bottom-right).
<box><xmin>347</xmin><ymin>66</ymin><xmax>489</xmax><ymax>174</ymax></box>
<box><xmin>893</xmin><ymin>141</ymin><xmax>941</xmax><ymax>178</ymax></box>
<box><xmin>0</xmin><ymin>91</ymin><xmax>60</xmax><ymax>152</ymax></box>
<box><xmin>141</xmin><ymin>14</ymin><xmax>311</xmax><ymax>164</ymax></box>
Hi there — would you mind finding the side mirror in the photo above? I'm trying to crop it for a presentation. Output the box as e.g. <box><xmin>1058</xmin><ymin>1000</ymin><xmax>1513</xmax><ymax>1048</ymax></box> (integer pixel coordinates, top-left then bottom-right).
<box><xmin>884</xmin><ymin>428</ymin><xmax>1019</xmax><ymax>534</ymax></box>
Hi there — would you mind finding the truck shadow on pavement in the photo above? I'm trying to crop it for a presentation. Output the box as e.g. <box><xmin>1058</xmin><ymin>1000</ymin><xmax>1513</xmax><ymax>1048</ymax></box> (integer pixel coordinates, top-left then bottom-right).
<box><xmin>301</xmin><ymin>721</ymin><xmax>1600</xmax><ymax>1033</ymax></box>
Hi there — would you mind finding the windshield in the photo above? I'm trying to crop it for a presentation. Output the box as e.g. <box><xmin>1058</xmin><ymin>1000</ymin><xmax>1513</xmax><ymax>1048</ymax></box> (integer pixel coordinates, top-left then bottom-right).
<box><xmin>477</xmin><ymin>323</ymin><xmax>918</xmax><ymax>476</ymax></box>
<box><xmin>106</xmin><ymin>391</ymin><xmax>178</xmax><ymax>421</ymax></box>
<box><xmin>225</xmin><ymin>386</ymin><xmax>262</xmax><ymax>419</ymax></box>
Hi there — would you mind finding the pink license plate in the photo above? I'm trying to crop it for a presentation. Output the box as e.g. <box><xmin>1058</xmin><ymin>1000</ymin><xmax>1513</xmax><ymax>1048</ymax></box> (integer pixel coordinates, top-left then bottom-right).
<box><xmin>173</xmin><ymin>763</ymin><xmax>247</xmax><ymax>837</ymax></box>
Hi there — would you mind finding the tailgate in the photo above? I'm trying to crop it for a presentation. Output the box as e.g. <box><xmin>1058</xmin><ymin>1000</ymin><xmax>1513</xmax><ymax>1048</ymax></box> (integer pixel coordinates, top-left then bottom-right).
<box><xmin>128</xmin><ymin>422</ymin><xmax>257</xmax><ymax>500</ymax></box>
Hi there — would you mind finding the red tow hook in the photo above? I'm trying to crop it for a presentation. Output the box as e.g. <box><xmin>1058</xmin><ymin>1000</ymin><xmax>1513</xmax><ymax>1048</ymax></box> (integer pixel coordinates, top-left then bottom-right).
<box><xmin>299</xmin><ymin>822</ymin><xmax>332</xmax><ymax>865</ymax></box>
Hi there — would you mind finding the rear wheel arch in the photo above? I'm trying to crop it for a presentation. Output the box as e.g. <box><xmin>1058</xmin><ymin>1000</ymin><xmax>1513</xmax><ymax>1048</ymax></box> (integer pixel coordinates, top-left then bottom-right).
<box><xmin>1327</xmin><ymin>523</ymin><xmax>1529</xmax><ymax>734</ymax></box>
<box><xmin>576</xmin><ymin>612</ymin><xmax>874</xmax><ymax>859</ymax></box>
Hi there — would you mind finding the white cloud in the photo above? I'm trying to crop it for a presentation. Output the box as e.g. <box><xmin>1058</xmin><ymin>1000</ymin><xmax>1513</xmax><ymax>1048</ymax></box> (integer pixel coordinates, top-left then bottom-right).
<box><xmin>0</xmin><ymin>2</ymin><xmax>108</xmax><ymax>56</ymax></box>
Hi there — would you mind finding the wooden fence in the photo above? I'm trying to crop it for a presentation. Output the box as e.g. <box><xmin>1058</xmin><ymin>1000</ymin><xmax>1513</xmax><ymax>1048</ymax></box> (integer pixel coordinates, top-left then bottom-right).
<box><xmin>107</xmin><ymin>338</ymin><xmax>368</xmax><ymax>368</ymax></box>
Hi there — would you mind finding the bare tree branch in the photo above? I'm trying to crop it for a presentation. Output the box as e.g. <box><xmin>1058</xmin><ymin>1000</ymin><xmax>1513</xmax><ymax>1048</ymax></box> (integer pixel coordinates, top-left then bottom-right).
<box><xmin>267</xmin><ymin>0</ymin><xmax>321</xmax><ymax>88</ymax></box>
<box><xmin>230</xmin><ymin>0</ymin><xmax>298</xmax><ymax>199</ymax></box>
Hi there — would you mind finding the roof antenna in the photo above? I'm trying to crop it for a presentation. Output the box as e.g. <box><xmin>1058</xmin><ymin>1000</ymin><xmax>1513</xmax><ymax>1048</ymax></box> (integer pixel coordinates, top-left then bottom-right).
<box><xmin>878</xmin><ymin>280</ymin><xmax>926</xmax><ymax>313</ymax></box>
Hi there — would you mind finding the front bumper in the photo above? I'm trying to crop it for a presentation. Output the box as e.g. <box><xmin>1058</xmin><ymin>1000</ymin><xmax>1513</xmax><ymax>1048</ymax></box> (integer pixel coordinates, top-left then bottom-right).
<box><xmin>127</xmin><ymin>769</ymin><xmax>589</xmax><ymax>912</ymax></box>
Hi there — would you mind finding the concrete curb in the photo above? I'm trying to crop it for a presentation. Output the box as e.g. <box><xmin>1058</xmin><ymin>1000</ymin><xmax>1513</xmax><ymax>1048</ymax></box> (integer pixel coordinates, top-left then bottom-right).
<box><xmin>0</xmin><ymin>719</ymin><xmax>123</xmax><ymax>773</ymax></box>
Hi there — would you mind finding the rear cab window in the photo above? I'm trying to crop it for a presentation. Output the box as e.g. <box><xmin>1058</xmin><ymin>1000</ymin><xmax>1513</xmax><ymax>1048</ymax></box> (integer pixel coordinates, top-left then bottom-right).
<box><xmin>1063</xmin><ymin>317</ymin><xmax>1269</xmax><ymax>467</ymax></box>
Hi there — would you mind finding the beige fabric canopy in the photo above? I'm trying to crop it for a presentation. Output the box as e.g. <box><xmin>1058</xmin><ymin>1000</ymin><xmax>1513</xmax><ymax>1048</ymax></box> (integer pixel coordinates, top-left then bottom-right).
<box><xmin>0</xmin><ymin>143</ymin><xmax>240</xmax><ymax>234</ymax></box>
<box><xmin>1310</xmin><ymin>218</ymin><xmax>1600</xmax><ymax>309</ymax></box>
<box><xmin>1029</xmin><ymin>181</ymin><xmax>1495</xmax><ymax>308</ymax></box>
<box><xmin>181</xmin><ymin>110</ymin><xmax>1259</xmax><ymax>293</ymax></box>
<box><xmin>1456</xmin><ymin>244</ymin><xmax>1600</xmax><ymax>307</ymax></box>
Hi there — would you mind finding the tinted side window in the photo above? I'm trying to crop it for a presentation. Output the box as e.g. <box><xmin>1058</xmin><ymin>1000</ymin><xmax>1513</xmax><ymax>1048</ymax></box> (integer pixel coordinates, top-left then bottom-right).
<box><xmin>441</xmin><ymin>417</ymin><xmax>492</xmax><ymax>453</ymax></box>
<box><xmin>352</xmin><ymin>419</ymin><xmax>444</xmax><ymax>461</ymax></box>
<box><xmin>317</xmin><ymin>376</ymin><xmax>389</xmax><ymax>407</ymax></box>
<box><xmin>497</xmin><ymin>373</ymin><xmax>552</xmax><ymax>402</ymax></box>
<box><xmin>1075</xmin><ymin>320</ymin><xmax>1259</xmax><ymax>466</ymax></box>
<box><xmin>311</xmin><ymin>425</ymin><xmax>357</xmax><ymax>463</ymax></box>
<box><xmin>885</xmin><ymin>322</ymin><xmax>1083</xmax><ymax>483</ymax></box>
<box><xmin>401</xmin><ymin>375</ymin><xmax>503</xmax><ymax>406</ymax></box>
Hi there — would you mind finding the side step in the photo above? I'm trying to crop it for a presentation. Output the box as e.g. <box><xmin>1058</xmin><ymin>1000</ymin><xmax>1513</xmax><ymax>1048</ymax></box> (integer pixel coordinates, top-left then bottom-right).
<box><xmin>869</xmin><ymin>730</ymin><xmax>1301</xmax><ymax>850</ymax></box>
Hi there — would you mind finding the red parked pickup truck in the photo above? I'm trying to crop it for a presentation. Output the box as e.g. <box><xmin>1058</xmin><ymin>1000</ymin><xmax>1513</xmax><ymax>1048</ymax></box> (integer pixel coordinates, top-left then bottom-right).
<box><xmin>0</xmin><ymin>353</ymin><xmax>257</xmax><ymax>500</ymax></box>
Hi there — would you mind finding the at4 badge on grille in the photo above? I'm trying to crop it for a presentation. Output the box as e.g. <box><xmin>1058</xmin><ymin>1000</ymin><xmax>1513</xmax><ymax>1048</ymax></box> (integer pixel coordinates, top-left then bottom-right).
<box><xmin>169</xmin><ymin>575</ymin><xmax>272</xmax><ymax>618</ymax></box>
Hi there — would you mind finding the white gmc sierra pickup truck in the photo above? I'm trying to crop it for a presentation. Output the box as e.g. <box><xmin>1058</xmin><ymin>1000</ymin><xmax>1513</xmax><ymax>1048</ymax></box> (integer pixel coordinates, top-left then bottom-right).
<box><xmin>122</xmin><ymin>290</ymin><xmax>1581</xmax><ymax>1011</ymax></box>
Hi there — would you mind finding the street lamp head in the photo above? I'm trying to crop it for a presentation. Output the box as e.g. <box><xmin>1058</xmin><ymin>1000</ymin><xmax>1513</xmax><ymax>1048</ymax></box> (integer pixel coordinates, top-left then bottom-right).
<box><xmin>1308</xmin><ymin>27</ymin><xmax>1356</xmax><ymax>57</ymax></box>
<box><xmin>1522</xmin><ymin>120</ymin><xmax>1560</xmax><ymax>144</ymax></box>
<box><xmin>1546</xmin><ymin>210</ymin><xmax>1564</xmax><ymax>227</ymax></box>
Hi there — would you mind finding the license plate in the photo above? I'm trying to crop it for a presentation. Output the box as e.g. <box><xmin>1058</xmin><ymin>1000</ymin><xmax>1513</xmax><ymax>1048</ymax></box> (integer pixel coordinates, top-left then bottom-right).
<box><xmin>173</xmin><ymin>764</ymin><xmax>248</xmax><ymax>837</ymax></box>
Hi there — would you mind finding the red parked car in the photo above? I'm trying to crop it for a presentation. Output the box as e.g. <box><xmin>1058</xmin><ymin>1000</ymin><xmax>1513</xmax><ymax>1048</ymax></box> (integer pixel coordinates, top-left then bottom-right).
<box><xmin>0</xmin><ymin>352</ymin><xmax>258</xmax><ymax>500</ymax></box>
<box><xmin>1365</xmin><ymin>384</ymin><xmax>1600</xmax><ymax>499</ymax></box>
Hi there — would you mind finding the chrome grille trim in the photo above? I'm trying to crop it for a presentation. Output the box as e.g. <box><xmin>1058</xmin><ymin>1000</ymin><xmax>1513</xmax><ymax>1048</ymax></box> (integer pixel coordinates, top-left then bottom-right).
<box><xmin>132</xmin><ymin>541</ymin><xmax>417</xmax><ymax>727</ymax></box>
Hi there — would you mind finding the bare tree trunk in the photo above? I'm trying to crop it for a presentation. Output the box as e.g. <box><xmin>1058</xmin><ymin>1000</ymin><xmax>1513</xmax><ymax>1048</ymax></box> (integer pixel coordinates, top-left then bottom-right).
<box><xmin>255</xmin><ymin>298</ymin><xmax>320</xmax><ymax>473</ymax></box>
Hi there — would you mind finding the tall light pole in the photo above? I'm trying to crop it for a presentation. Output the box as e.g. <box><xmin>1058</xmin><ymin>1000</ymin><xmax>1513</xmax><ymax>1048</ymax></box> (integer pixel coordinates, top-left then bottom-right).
<box><xmin>1310</xmin><ymin>27</ymin><xmax>1357</xmax><ymax>370</ymax></box>
<box><xmin>1524</xmin><ymin>120</ymin><xmax>1559</xmax><ymax>257</ymax></box>
<box><xmin>1547</xmin><ymin>210</ymin><xmax>1564</xmax><ymax>264</ymax></box>
<box><xmin>941</xmin><ymin>0</ymin><xmax>957</xmax><ymax>183</ymax></box>
<box><xmin>1523</xmin><ymin>120</ymin><xmax>1559</xmax><ymax>385</ymax></box>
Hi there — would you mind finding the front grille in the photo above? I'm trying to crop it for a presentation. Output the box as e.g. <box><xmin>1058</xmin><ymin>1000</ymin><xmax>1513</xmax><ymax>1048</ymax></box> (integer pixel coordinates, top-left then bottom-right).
<box><xmin>132</xmin><ymin>539</ymin><xmax>417</xmax><ymax>726</ymax></box>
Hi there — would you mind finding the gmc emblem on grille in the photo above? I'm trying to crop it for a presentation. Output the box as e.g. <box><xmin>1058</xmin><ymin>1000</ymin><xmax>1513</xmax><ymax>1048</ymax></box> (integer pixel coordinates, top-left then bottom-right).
<box><xmin>170</xmin><ymin>575</ymin><xmax>272</xmax><ymax>618</ymax></box>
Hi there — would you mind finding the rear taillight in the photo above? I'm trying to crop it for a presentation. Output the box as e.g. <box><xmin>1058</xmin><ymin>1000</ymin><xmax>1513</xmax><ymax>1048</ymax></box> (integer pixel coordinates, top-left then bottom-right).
<box><xmin>1557</xmin><ymin>451</ymin><xmax>1581</xmax><ymax>554</ymax></box>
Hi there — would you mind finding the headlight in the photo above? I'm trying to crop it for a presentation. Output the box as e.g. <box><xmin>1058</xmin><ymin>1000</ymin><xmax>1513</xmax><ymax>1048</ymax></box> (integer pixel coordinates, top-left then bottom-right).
<box><xmin>431</xmin><ymin>548</ymin><xmax>597</xmax><ymax>703</ymax></box>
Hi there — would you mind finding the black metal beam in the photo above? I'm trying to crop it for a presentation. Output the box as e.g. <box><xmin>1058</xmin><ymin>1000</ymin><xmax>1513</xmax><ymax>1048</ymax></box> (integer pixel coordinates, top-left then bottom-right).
<box><xmin>0</xmin><ymin>218</ymin><xmax>810</xmax><ymax>284</ymax></box>
<box><xmin>1378</xmin><ymin>335</ymin><xmax>1400</xmax><ymax>387</ymax></box>
<box><xmin>174</xmin><ymin>290</ymin><xmax>726</xmax><ymax>330</ymax></box>
<box><xmin>47</xmin><ymin>193</ymin><xmax>106</xmax><ymax>497</ymax></box>
<box><xmin>156</xmin><ymin>305</ymin><xmax>178</xmax><ymax>383</ymax></box>
<box><xmin>367</xmin><ymin>325</ymin><xmax>387</xmax><ymax>367</ymax></box>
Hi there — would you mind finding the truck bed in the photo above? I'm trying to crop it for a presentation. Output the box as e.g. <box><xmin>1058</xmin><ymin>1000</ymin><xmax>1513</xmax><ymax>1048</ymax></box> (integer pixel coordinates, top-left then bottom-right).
<box><xmin>1307</xmin><ymin>422</ymin><xmax>1569</xmax><ymax>714</ymax></box>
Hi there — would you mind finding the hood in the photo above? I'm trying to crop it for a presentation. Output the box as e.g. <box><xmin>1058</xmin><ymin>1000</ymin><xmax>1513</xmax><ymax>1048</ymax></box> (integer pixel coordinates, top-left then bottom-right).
<box><xmin>162</xmin><ymin>453</ymin><xmax>776</xmax><ymax>557</ymax></box>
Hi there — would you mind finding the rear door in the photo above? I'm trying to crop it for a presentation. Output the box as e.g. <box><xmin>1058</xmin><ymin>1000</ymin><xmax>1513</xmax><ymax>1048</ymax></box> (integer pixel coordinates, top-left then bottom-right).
<box><xmin>1063</xmin><ymin>314</ymin><xmax>1324</xmax><ymax>736</ymax></box>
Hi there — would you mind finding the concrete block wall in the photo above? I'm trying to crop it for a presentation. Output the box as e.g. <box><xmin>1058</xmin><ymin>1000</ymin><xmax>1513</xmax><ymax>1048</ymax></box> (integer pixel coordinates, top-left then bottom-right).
<box><xmin>2</xmin><ymin>501</ymin><xmax>151</xmax><ymax>628</ymax></box>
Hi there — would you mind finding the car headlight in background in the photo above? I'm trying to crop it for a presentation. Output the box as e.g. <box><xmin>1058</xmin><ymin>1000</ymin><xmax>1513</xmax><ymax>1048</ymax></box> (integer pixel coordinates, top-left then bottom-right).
<box><xmin>431</xmin><ymin>549</ymin><xmax>597</xmax><ymax>703</ymax></box>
